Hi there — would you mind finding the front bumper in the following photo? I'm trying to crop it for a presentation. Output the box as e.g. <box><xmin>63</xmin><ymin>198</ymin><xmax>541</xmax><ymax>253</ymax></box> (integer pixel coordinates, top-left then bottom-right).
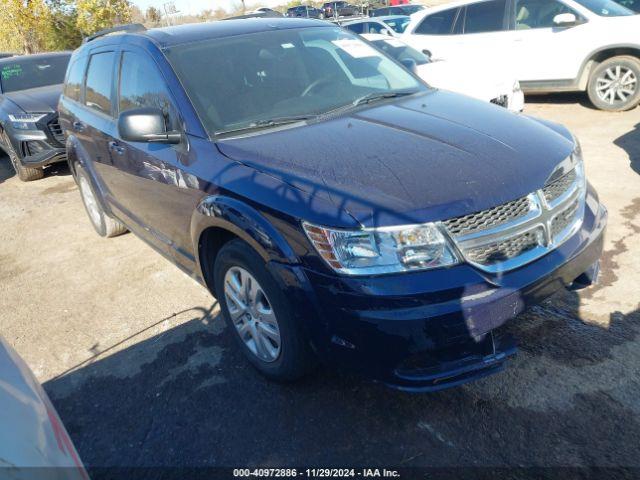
<box><xmin>2</xmin><ymin>112</ymin><xmax>66</xmax><ymax>168</ymax></box>
<box><xmin>276</xmin><ymin>187</ymin><xmax>606</xmax><ymax>391</ymax></box>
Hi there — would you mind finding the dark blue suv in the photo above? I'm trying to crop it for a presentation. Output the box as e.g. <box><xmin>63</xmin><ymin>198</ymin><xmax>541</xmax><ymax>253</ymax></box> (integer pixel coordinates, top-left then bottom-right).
<box><xmin>59</xmin><ymin>19</ymin><xmax>606</xmax><ymax>391</ymax></box>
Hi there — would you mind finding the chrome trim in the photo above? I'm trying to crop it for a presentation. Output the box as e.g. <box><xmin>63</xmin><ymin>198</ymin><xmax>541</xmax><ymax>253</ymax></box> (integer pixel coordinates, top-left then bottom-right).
<box><xmin>444</xmin><ymin>165</ymin><xmax>585</xmax><ymax>273</ymax></box>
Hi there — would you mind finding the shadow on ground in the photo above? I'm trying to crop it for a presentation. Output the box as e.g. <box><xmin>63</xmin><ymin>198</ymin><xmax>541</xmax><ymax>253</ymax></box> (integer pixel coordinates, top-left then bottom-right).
<box><xmin>44</xmin><ymin>286</ymin><xmax>640</xmax><ymax>473</ymax></box>
<box><xmin>0</xmin><ymin>154</ymin><xmax>14</xmax><ymax>184</ymax></box>
<box><xmin>0</xmin><ymin>154</ymin><xmax>70</xmax><ymax>185</ymax></box>
<box><xmin>525</xmin><ymin>92</ymin><xmax>594</xmax><ymax>108</ymax></box>
<box><xmin>614</xmin><ymin>122</ymin><xmax>640</xmax><ymax>175</ymax></box>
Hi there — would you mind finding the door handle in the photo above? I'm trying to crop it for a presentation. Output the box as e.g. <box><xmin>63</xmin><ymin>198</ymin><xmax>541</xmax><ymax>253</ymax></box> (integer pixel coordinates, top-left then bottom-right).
<box><xmin>108</xmin><ymin>141</ymin><xmax>125</xmax><ymax>155</ymax></box>
<box><xmin>72</xmin><ymin>121</ymin><xmax>85</xmax><ymax>132</ymax></box>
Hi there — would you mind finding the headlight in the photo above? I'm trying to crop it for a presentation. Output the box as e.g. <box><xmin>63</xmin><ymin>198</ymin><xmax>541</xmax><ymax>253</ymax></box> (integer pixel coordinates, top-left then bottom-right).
<box><xmin>572</xmin><ymin>136</ymin><xmax>587</xmax><ymax>196</ymax></box>
<box><xmin>8</xmin><ymin>113</ymin><xmax>47</xmax><ymax>130</ymax></box>
<box><xmin>303</xmin><ymin>222</ymin><xmax>459</xmax><ymax>275</ymax></box>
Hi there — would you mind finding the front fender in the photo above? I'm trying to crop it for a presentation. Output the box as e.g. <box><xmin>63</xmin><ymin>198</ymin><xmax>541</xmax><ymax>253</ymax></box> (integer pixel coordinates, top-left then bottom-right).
<box><xmin>192</xmin><ymin>194</ymin><xmax>300</xmax><ymax>268</ymax></box>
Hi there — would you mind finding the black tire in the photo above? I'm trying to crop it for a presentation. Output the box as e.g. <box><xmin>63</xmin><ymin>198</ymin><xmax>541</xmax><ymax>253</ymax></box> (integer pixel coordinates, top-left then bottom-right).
<box><xmin>1</xmin><ymin>131</ymin><xmax>44</xmax><ymax>181</ymax></box>
<box><xmin>214</xmin><ymin>239</ymin><xmax>315</xmax><ymax>382</ymax></box>
<box><xmin>75</xmin><ymin>164</ymin><xmax>127</xmax><ymax>238</ymax></box>
<box><xmin>587</xmin><ymin>56</ymin><xmax>640</xmax><ymax>112</ymax></box>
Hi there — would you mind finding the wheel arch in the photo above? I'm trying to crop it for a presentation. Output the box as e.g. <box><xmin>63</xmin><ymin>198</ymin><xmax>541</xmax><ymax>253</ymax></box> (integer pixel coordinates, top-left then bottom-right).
<box><xmin>192</xmin><ymin>195</ymin><xmax>300</xmax><ymax>295</ymax></box>
<box><xmin>578</xmin><ymin>44</ymin><xmax>640</xmax><ymax>89</ymax></box>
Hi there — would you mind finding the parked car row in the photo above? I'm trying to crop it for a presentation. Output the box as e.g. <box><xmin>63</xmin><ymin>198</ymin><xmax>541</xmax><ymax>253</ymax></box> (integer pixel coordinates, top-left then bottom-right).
<box><xmin>401</xmin><ymin>0</ymin><xmax>640</xmax><ymax>111</ymax></box>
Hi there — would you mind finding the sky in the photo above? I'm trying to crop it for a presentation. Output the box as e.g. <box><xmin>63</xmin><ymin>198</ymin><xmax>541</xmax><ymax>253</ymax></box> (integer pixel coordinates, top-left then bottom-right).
<box><xmin>131</xmin><ymin>0</ymin><xmax>285</xmax><ymax>15</ymax></box>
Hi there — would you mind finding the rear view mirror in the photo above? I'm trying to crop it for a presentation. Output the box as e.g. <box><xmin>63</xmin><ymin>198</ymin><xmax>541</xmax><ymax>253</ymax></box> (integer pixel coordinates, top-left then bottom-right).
<box><xmin>118</xmin><ymin>107</ymin><xmax>181</xmax><ymax>144</ymax></box>
<box><xmin>553</xmin><ymin>12</ymin><xmax>578</xmax><ymax>26</ymax></box>
<box><xmin>400</xmin><ymin>57</ymin><xmax>418</xmax><ymax>74</ymax></box>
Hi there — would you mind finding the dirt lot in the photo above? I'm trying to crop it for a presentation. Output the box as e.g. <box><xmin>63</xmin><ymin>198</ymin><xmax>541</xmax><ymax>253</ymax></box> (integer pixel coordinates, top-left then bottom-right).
<box><xmin>1</xmin><ymin>95</ymin><xmax>639</xmax><ymax>474</ymax></box>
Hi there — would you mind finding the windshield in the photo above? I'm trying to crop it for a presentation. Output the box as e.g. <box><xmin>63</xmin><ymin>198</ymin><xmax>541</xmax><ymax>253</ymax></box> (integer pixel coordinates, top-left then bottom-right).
<box><xmin>573</xmin><ymin>0</ymin><xmax>634</xmax><ymax>15</ymax></box>
<box><xmin>166</xmin><ymin>27</ymin><xmax>424</xmax><ymax>136</ymax></box>
<box><xmin>0</xmin><ymin>55</ymin><xmax>70</xmax><ymax>93</ymax></box>
<box><xmin>371</xmin><ymin>38</ymin><xmax>430</xmax><ymax>65</ymax></box>
<box><xmin>382</xmin><ymin>16</ymin><xmax>411</xmax><ymax>33</ymax></box>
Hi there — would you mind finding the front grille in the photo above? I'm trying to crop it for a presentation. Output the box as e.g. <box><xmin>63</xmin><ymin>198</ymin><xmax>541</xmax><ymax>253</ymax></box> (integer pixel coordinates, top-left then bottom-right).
<box><xmin>465</xmin><ymin>228</ymin><xmax>542</xmax><ymax>265</ymax></box>
<box><xmin>442</xmin><ymin>166</ymin><xmax>584</xmax><ymax>273</ymax></box>
<box><xmin>490</xmin><ymin>95</ymin><xmax>509</xmax><ymax>108</ymax></box>
<box><xmin>442</xmin><ymin>196</ymin><xmax>531</xmax><ymax>237</ymax></box>
<box><xmin>543</xmin><ymin>169</ymin><xmax>576</xmax><ymax>204</ymax></box>
<box><xmin>551</xmin><ymin>198</ymin><xmax>580</xmax><ymax>238</ymax></box>
<box><xmin>47</xmin><ymin>117</ymin><xmax>65</xmax><ymax>146</ymax></box>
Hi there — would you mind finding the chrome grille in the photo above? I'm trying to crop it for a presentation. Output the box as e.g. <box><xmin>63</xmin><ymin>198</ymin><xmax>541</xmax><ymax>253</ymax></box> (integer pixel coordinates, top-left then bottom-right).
<box><xmin>490</xmin><ymin>95</ymin><xmax>509</xmax><ymax>108</ymax></box>
<box><xmin>442</xmin><ymin>196</ymin><xmax>531</xmax><ymax>237</ymax></box>
<box><xmin>465</xmin><ymin>229</ymin><xmax>542</xmax><ymax>264</ymax></box>
<box><xmin>551</xmin><ymin>198</ymin><xmax>580</xmax><ymax>238</ymax></box>
<box><xmin>543</xmin><ymin>169</ymin><xmax>576</xmax><ymax>204</ymax></box>
<box><xmin>442</xmin><ymin>163</ymin><xmax>584</xmax><ymax>273</ymax></box>
<box><xmin>47</xmin><ymin>117</ymin><xmax>65</xmax><ymax>146</ymax></box>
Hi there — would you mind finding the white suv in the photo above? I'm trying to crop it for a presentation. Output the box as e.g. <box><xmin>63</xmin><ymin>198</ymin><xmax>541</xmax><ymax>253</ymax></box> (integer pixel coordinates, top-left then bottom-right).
<box><xmin>402</xmin><ymin>0</ymin><xmax>640</xmax><ymax>111</ymax></box>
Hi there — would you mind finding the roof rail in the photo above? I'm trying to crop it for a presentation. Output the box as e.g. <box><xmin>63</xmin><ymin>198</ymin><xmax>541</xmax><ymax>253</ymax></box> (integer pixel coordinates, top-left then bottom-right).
<box><xmin>83</xmin><ymin>23</ymin><xmax>147</xmax><ymax>44</ymax></box>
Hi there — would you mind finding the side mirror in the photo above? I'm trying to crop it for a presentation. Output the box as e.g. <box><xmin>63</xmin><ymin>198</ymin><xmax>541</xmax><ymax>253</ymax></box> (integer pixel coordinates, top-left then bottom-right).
<box><xmin>553</xmin><ymin>12</ymin><xmax>578</xmax><ymax>26</ymax></box>
<box><xmin>422</xmin><ymin>49</ymin><xmax>432</xmax><ymax>59</ymax></box>
<box><xmin>382</xmin><ymin>28</ymin><xmax>393</xmax><ymax>36</ymax></box>
<box><xmin>400</xmin><ymin>57</ymin><xmax>418</xmax><ymax>74</ymax></box>
<box><xmin>118</xmin><ymin>107</ymin><xmax>181</xmax><ymax>144</ymax></box>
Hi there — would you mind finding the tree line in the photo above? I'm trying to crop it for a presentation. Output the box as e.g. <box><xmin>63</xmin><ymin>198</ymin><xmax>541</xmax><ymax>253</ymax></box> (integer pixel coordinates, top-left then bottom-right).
<box><xmin>0</xmin><ymin>0</ymin><xmax>133</xmax><ymax>54</ymax></box>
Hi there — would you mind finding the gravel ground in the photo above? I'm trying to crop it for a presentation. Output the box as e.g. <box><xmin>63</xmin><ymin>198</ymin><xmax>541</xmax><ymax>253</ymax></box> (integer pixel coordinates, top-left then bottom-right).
<box><xmin>1</xmin><ymin>94</ymin><xmax>639</xmax><ymax>474</ymax></box>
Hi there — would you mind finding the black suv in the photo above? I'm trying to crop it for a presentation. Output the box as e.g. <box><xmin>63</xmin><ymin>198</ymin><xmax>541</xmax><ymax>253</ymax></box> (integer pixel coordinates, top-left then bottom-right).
<box><xmin>0</xmin><ymin>52</ymin><xmax>70</xmax><ymax>181</ymax></box>
<box><xmin>286</xmin><ymin>5</ymin><xmax>325</xmax><ymax>18</ymax></box>
<box><xmin>59</xmin><ymin>20</ymin><xmax>605</xmax><ymax>391</ymax></box>
<box><xmin>322</xmin><ymin>1</ymin><xmax>360</xmax><ymax>17</ymax></box>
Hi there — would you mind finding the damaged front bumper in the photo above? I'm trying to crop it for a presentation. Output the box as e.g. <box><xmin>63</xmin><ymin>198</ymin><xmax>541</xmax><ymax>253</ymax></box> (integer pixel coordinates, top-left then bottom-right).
<box><xmin>280</xmin><ymin>189</ymin><xmax>606</xmax><ymax>392</ymax></box>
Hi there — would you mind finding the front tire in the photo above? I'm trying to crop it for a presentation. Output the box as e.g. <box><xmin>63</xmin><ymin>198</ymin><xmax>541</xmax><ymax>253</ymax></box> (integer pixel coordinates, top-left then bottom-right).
<box><xmin>1</xmin><ymin>131</ymin><xmax>44</xmax><ymax>181</ymax></box>
<box><xmin>587</xmin><ymin>56</ymin><xmax>640</xmax><ymax>112</ymax></box>
<box><xmin>214</xmin><ymin>239</ymin><xmax>315</xmax><ymax>382</ymax></box>
<box><xmin>76</xmin><ymin>164</ymin><xmax>127</xmax><ymax>238</ymax></box>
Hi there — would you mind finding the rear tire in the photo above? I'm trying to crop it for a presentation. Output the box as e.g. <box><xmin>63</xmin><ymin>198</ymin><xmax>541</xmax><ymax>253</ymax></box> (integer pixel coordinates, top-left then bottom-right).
<box><xmin>1</xmin><ymin>131</ymin><xmax>44</xmax><ymax>181</ymax></box>
<box><xmin>214</xmin><ymin>239</ymin><xmax>315</xmax><ymax>382</ymax></box>
<box><xmin>76</xmin><ymin>164</ymin><xmax>127</xmax><ymax>238</ymax></box>
<box><xmin>587</xmin><ymin>56</ymin><xmax>640</xmax><ymax>112</ymax></box>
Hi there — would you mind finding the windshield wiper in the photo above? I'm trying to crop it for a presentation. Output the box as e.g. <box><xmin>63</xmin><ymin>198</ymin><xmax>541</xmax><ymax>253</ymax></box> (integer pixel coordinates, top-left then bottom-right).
<box><xmin>215</xmin><ymin>115</ymin><xmax>316</xmax><ymax>136</ymax></box>
<box><xmin>320</xmin><ymin>90</ymin><xmax>419</xmax><ymax>117</ymax></box>
<box><xmin>353</xmin><ymin>90</ymin><xmax>417</xmax><ymax>106</ymax></box>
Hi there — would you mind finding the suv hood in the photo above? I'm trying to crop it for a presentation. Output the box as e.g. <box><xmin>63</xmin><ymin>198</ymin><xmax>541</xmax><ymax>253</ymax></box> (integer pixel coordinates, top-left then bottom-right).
<box><xmin>3</xmin><ymin>84</ymin><xmax>62</xmax><ymax>114</ymax></box>
<box><xmin>216</xmin><ymin>90</ymin><xmax>574</xmax><ymax>228</ymax></box>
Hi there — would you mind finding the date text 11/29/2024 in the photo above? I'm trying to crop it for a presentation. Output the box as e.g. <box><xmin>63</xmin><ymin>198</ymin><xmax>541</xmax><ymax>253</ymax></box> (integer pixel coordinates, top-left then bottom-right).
<box><xmin>233</xmin><ymin>468</ymin><xmax>400</xmax><ymax>477</ymax></box>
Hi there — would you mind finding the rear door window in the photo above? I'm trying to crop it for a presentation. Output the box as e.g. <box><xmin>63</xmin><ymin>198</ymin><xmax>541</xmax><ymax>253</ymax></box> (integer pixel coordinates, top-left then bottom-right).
<box><xmin>84</xmin><ymin>52</ymin><xmax>116</xmax><ymax>115</ymax></box>
<box><xmin>414</xmin><ymin>8</ymin><xmax>459</xmax><ymax>34</ymax></box>
<box><xmin>463</xmin><ymin>0</ymin><xmax>508</xmax><ymax>33</ymax></box>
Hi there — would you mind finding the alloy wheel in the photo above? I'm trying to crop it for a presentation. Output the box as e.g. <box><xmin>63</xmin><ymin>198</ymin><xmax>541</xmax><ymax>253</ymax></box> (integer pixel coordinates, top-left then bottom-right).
<box><xmin>595</xmin><ymin>65</ymin><xmax>638</xmax><ymax>105</ymax></box>
<box><xmin>224</xmin><ymin>266</ymin><xmax>281</xmax><ymax>363</ymax></box>
<box><xmin>78</xmin><ymin>175</ymin><xmax>101</xmax><ymax>227</ymax></box>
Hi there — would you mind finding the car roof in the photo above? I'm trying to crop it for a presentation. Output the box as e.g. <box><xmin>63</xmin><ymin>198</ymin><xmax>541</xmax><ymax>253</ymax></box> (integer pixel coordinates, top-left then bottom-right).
<box><xmin>86</xmin><ymin>19</ymin><xmax>329</xmax><ymax>50</ymax></box>
<box><xmin>343</xmin><ymin>17</ymin><xmax>386</xmax><ymax>25</ymax></box>
<box><xmin>361</xmin><ymin>33</ymin><xmax>405</xmax><ymax>42</ymax></box>
<box><xmin>0</xmin><ymin>51</ymin><xmax>71</xmax><ymax>65</ymax></box>
<box><xmin>375</xmin><ymin>15</ymin><xmax>411</xmax><ymax>20</ymax></box>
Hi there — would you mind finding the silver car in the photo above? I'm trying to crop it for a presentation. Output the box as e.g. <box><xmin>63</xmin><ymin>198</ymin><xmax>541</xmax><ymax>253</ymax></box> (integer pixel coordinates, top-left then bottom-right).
<box><xmin>0</xmin><ymin>336</ymin><xmax>88</xmax><ymax>479</ymax></box>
